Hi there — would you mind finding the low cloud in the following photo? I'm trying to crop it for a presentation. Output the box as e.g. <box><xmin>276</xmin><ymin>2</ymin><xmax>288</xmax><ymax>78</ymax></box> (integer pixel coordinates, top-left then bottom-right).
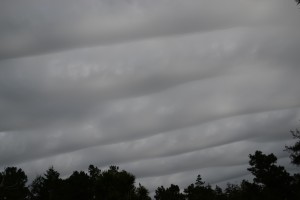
<box><xmin>1</xmin><ymin>0</ymin><xmax>300</xmax><ymax>193</ymax></box>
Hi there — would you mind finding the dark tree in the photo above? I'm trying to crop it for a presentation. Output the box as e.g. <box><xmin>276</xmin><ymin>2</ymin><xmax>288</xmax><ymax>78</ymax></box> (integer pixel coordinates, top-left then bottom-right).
<box><xmin>239</xmin><ymin>180</ymin><xmax>263</xmax><ymax>200</ymax></box>
<box><xmin>63</xmin><ymin>171</ymin><xmax>92</xmax><ymax>200</ymax></box>
<box><xmin>29</xmin><ymin>167</ymin><xmax>64</xmax><ymax>200</ymax></box>
<box><xmin>224</xmin><ymin>183</ymin><xmax>242</xmax><ymax>200</ymax></box>
<box><xmin>214</xmin><ymin>185</ymin><xmax>226</xmax><ymax>200</ymax></box>
<box><xmin>291</xmin><ymin>173</ymin><xmax>300</xmax><ymax>199</ymax></box>
<box><xmin>43</xmin><ymin>167</ymin><xmax>64</xmax><ymax>200</ymax></box>
<box><xmin>94</xmin><ymin>165</ymin><xmax>136</xmax><ymax>200</ymax></box>
<box><xmin>248</xmin><ymin>151</ymin><xmax>293</xmax><ymax>199</ymax></box>
<box><xmin>0</xmin><ymin>167</ymin><xmax>29</xmax><ymax>200</ymax></box>
<box><xmin>154</xmin><ymin>186</ymin><xmax>167</xmax><ymax>200</ymax></box>
<box><xmin>88</xmin><ymin>164</ymin><xmax>101</xmax><ymax>198</ymax></box>
<box><xmin>135</xmin><ymin>183</ymin><xmax>151</xmax><ymax>200</ymax></box>
<box><xmin>184</xmin><ymin>175</ymin><xmax>215</xmax><ymax>200</ymax></box>
<box><xmin>195</xmin><ymin>174</ymin><xmax>205</xmax><ymax>187</ymax></box>
<box><xmin>155</xmin><ymin>184</ymin><xmax>185</xmax><ymax>200</ymax></box>
<box><xmin>29</xmin><ymin>175</ymin><xmax>46</xmax><ymax>200</ymax></box>
<box><xmin>88</xmin><ymin>164</ymin><xmax>101</xmax><ymax>180</ymax></box>
<box><xmin>296</xmin><ymin>0</ymin><xmax>300</xmax><ymax>5</ymax></box>
<box><xmin>285</xmin><ymin>128</ymin><xmax>300</xmax><ymax>166</ymax></box>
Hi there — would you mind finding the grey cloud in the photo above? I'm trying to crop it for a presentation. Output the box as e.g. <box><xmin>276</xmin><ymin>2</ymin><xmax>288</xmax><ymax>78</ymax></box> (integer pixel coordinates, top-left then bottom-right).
<box><xmin>1</xmin><ymin>29</ymin><xmax>239</xmax><ymax>130</ymax></box>
<box><xmin>1</xmin><ymin>0</ymin><xmax>300</xmax><ymax>193</ymax></box>
<box><xmin>0</xmin><ymin>0</ymin><xmax>297</xmax><ymax>59</ymax></box>
<box><xmin>1</xmin><ymin>108</ymin><xmax>298</xmax><ymax>176</ymax></box>
<box><xmin>1</xmin><ymin>26</ymin><xmax>300</xmax><ymax>132</ymax></box>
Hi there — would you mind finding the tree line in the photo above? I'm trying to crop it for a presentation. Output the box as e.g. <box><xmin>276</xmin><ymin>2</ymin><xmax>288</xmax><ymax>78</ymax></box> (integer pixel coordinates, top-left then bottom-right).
<box><xmin>0</xmin><ymin>128</ymin><xmax>299</xmax><ymax>200</ymax></box>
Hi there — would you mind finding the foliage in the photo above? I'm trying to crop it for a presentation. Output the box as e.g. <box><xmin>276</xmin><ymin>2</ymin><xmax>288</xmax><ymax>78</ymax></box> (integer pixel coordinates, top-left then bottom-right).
<box><xmin>248</xmin><ymin>151</ymin><xmax>293</xmax><ymax>199</ymax></box>
<box><xmin>93</xmin><ymin>165</ymin><xmax>136</xmax><ymax>200</ymax></box>
<box><xmin>29</xmin><ymin>167</ymin><xmax>64</xmax><ymax>200</ymax></box>
<box><xmin>63</xmin><ymin>171</ymin><xmax>92</xmax><ymax>200</ymax></box>
<box><xmin>285</xmin><ymin>128</ymin><xmax>300</xmax><ymax>166</ymax></box>
<box><xmin>28</xmin><ymin>165</ymin><xmax>147</xmax><ymax>200</ymax></box>
<box><xmin>183</xmin><ymin>175</ymin><xmax>215</xmax><ymax>200</ymax></box>
<box><xmin>0</xmin><ymin>167</ymin><xmax>28</xmax><ymax>200</ymax></box>
<box><xmin>154</xmin><ymin>184</ymin><xmax>185</xmax><ymax>200</ymax></box>
<box><xmin>135</xmin><ymin>183</ymin><xmax>152</xmax><ymax>200</ymax></box>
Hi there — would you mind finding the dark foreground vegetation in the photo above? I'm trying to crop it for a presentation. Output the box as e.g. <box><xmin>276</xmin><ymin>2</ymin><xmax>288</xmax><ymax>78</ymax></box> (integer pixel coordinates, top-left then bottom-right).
<box><xmin>0</xmin><ymin>129</ymin><xmax>299</xmax><ymax>200</ymax></box>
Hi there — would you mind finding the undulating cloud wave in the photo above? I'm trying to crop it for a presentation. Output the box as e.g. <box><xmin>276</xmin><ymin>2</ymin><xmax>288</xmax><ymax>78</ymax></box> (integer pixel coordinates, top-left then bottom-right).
<box><xmin>1</xmin><ymin>0</ymin><xmax>300</xmax><ymax>194</ymax></box>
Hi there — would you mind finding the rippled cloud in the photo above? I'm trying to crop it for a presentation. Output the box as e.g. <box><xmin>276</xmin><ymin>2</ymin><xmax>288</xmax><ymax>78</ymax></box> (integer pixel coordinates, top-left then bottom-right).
<box><xmin>1</xmin><ymin>0</ymin><xmax>300</xmax><ymax>194</ymax></box>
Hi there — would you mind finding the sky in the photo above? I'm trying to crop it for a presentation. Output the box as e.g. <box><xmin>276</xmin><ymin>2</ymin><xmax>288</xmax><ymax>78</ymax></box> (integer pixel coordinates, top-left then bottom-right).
<box><xmin>1</xmin><ymin>0</ymin><xmax>300</xmax><ymax>194</ymax></box>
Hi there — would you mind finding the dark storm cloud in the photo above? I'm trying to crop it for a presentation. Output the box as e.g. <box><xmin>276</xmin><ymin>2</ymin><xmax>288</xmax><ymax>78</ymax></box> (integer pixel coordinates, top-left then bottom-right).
<box><xmin>1</xmin><ymin>0</ymin><xmax>300</xmax><ymax>193</ymax></box>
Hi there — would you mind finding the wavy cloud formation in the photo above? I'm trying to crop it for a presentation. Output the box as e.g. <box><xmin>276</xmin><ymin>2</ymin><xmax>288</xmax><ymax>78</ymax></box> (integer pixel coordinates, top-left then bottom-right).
<box><xmin>1</xmin><ymin>0</ymin><xmax>300</xmax><ymax>194</ymax></box>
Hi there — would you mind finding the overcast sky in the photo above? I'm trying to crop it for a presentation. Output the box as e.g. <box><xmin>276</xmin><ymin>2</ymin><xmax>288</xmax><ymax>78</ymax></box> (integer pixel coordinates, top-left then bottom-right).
<box><xmin>1</xmin><ymin>0</ymin><xmax>300</xmax><ymax>194</ymax></box>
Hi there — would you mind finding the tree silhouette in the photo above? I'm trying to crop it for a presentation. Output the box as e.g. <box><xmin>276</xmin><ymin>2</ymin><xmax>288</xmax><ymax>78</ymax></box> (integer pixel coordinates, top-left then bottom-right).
<box><xmin>154</xmin><ymin>184</ymin><xmax>185</xmax><ymax>200</ymax></box>
<box><xmin>29</xmin><ymin>175</ymin><xmax>46</xmax><ymax>200</ymax></box>
<box><xmin>94</xmin><ymin>165</ymin><xmax>136</xmax><ymax>200</ymax></box>
<box><xmin>135</xmin><ymin>183</ymin><xmax>151</xmax><ymax>200</ymax></box>
<box><xmin>239</xmin><ymin>180</ymin><xmax>263</xmax><ymax>200</ymax></box>
<box><xmin>29</xmin><ymin>167</ymin><xmax>64</xmax><ymax>200</ymax></box>
<box><xmin>184</xmin><ymin>175</ymin><xmax>215</xmax><ymax>200</ymax></box>
<box><xmin>214</xmin><ymin>185</ymin><xmax>226</xmax><ymax>200</ymax></box>
<box><xmin>224</xmin><ymin>183</ymin><xmax>242</xmax><ymax>200</ymax></box>
<box><xmin>43</xmin><ymin>167</ymin><xmax>64</xmax><ymax>200</ymax></box>
<box><xmin>63</xmin><ymin>171</ymin><xmax>92</xmax><ymax>200</ymax></box>
<box><xmin>27</xmin><ymin>165</ymin><xmax>151</xmax><ymax>200</ymax></box>
<box><xmin>0</xmin><ymin>167</ymin><xmax>28</xmax><ymax>200</ymax></box>
<box><xmin>195</xmin><ymin>174</ymin><xmax>205</xmax><ymax>187</ymax></box>
<box><xmin>285</xmin><ymin>128</ymin><xmax>300</xmax><ymax>166</ymax></box>
<box><xmin>291</xmin><ymin>173</ymin><xmax>300</xmax><ymax>199</ymax></box>
<box><xmin>248</xmin><ymin>151</ymin><xmax>293</xmax><ymax>199</ymax></box>
<box><xmin>88</xmin><ymin>164</ymin><xmax>101</xmax><ymax>180</ymax></box>
<box><xmin>284</xmin><ymin>127</ymin><xmax>300</xmax><ymax>199</ymax></box>
<box><xmin>88</xmin><ymin>164</ymin><xmax>101</xmax><ymax>198</ymax></box>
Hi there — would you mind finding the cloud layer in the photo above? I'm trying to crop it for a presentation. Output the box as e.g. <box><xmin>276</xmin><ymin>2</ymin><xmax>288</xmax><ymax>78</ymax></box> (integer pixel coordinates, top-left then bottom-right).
<box><xmin>1</xmin><ymin>0</ymin><xmax>300</xmax><ymax>194</ymax></box>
